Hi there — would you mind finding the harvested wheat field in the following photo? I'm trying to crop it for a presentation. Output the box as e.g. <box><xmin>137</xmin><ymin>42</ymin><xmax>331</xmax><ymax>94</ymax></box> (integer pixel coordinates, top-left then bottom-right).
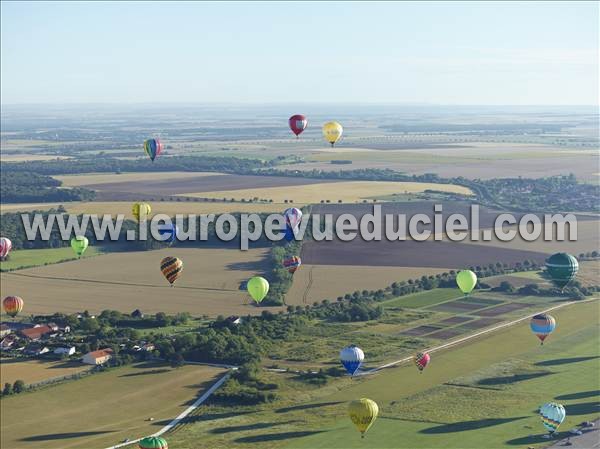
<box><xmin>0</xmin><ymin>359</ymin><xmax>91</xmax><ymax>386</ymax></box>
<box><xmin>0</xmin><ymin>247</ymin><xmax>284</xmax><ymax>316</ymax></box>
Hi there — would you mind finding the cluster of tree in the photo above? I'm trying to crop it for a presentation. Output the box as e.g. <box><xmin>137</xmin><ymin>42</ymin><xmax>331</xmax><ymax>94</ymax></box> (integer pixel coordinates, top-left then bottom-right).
<box><xmin>493</xmin><ymin>280</ymin><xmax>598</xmax><ymax>300</ymax></box>
<box><xmin>284</xmin><ymin>297</ymin><xmax>384</xmax><ymax>323</ymax></box>
<box><xmin>1</xmin><ymin>380</ymin><xmax>26</xmax><ymax>397</ymax></box>
<box><xmin>0</xmin><ymin>172</ymin><xmax>95</xmax><ymax>203</ymax></box>
<box><xmin>261</xmin><ymin>242</ymin><xmax>303</xmax><ymax>306</ymax></box>
<box><xmin>211</xmin><ymin>360</ymin><xmax>278</xmax><ymax>405</ymax></box>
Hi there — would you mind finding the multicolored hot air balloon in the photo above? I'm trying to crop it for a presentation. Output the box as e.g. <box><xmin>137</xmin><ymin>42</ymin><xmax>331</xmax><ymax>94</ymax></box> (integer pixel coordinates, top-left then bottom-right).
<box><xmin>540</xmin><ymin>402</ymin><xmax>566</xmax><ymax>434</ymax></box>
<box><xmin>144</xmin><ymin>138</ymin><xmax>163</xmax><ymax>162</ymax></box>
<box><xmin>157</xmin><ymin>223</ymin><xmax>178</xmax><ymax>244</ymax></box>
<box><xmin>247</xmin><ymin>276</ymin><xmax>269</xmax><ymax>304</ymax></box>
<box><xmin>132</xmin><ymin>202</ymin><xmax>152</xmax><ymax>222</ymax></box>
<box><xmin>0</xmin><ymin>237</ymin><xmax>12</xmax><ymax>260</ymax></box>
<box><xmin>348</xmin><ymin>398</ymin><xmax>379</xmax><ymax>438</ymax></box>
<box><xmin>3</xmin><ymin>296</ymin><xmax>24</xmax><ymax>318</ymax></box>
<box><xmin>322</xmin><ymin>121</ymin><xmax>343</xmax><ymax>147</ymax></box>
<box><xmin>71</xmin><ymin>236</ymin><xmax>89</xmax><ymax>258</ymax></box>
<box><xmin>139</xmin><ymin>436</ymin><xmax>168</xmax><ymax>449</ymax></box>
<box><xmin>160</xmin><ymin>257</ymin><xmax>183</xmax><ymax>286</ymax></box>
<box><xmin>456</xmin><ymin>270</ymin><xmax>477</xmax><ymax>295</ymax></box>
<box><xmin>545</xmin><ymin>253</ymin><xmax>579</xmax><ymax>289</ymax></box>
<box><xmin>530</xmin><ymin>313</ymin><xmax>556</xmax><ymax>345</ymax></box>
<box><xmin>283</xmin><ymin>256</ymin><xmax>302</xmax><ymax>273</ymax></box>
<box><xmin>340</xmin><ymin>345</ymin><xmax>364</xmax><ymax>376</ymax></box>
<box><xmin>289</xmin><ymin>114</ymin><xmax>308</xmax><ymax>138</ymax></box>
<box><xmin>413</xmin><ymin>352</ymin><xmax>430</xmax><ymax>373</ymax></box>
<box><xmin>283</xmin><ymin>207</ymin><xmax>303</xmax><ymax>242</ymax></box>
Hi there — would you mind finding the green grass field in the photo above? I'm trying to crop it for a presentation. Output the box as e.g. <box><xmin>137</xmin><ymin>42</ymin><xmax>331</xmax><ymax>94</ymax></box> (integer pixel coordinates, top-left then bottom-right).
<box><xmin>0</xmin><ymin>246</ymin><xmax>105</xmax><ymax>271</ymax></box>
<box><xmin>382</xmin><ymin>288</ymin><xmax>464</xmax><ymax>309</ymax></box>
<box><xmin>166</xmin><ymin>300</ymin><xmax>600</xmax><ymax>449</ymax></box>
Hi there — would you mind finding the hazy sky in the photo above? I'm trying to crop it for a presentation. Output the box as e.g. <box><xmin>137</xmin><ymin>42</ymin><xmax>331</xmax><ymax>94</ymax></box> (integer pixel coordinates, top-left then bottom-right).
<box><xmin>1</xmin><ymin>1</ymin><xmax>598</xmax><ymax>105</ymax></box>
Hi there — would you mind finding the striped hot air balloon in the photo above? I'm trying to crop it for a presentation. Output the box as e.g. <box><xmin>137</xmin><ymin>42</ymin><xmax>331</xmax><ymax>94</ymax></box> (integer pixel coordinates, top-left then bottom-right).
<box><xmin>144</xmin><ymin>138</ymin><xmax>163</xmax><ymax>162</ymax></box>
<box><xmin>139</xmin><ymin>436</ymin><xmax>168</xmax><ymax>449</ymax></box>
<box><xmin>160</xmin><ymin>257</ymin><xmax>183</xmax><ymax>286</ymax></box>
<box><xmin>540</xmin><ymin>402</ymin><xmax>566</xmax><ymax>434</ymax></box>
<box><xmin>0</xmin><ymin>237</ymin><xmax>12</xmax><ymax>260</ymax></box>
<box><xmin>413</xmin><ymin>352</ymin><xmax>430</xmax><ymax>373</ymax></box>
<box><xmin>530</xmin><ymin>313</ymin><xmax>556</xmax><ymax>345</ymax></box>
<box><xmin>545</xmin><ymin>253</ymin><xmax>578</xmax><ymax>289</ymax></box>
<box><xmin>283</xmin><ymin>256</ymin><xmax>302</xmax><ymax>273</ymax></box>
<box><xmin>3</xmin><ymin>296</ymin><xmax>24</xmax><ymax>318</ymax></box>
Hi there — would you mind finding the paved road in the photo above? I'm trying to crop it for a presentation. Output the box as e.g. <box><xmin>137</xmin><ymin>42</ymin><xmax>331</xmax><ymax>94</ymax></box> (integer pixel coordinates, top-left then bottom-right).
<box><xmin>549</xmin><ymin>420</ymin><xmax>600</xmax><ymax>449</ymax></box>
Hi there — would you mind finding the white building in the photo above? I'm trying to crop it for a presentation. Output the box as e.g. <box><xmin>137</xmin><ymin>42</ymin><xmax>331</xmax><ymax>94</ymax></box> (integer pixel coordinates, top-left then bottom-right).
<box><xmin>54</xmin><ymin>346</ymin><xmax>76</xmax><ymax>356</ymax></box>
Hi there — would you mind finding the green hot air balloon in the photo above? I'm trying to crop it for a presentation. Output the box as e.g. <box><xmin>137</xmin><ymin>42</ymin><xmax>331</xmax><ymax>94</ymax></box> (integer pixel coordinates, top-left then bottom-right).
<box><xmin>456</xmin><ymin>270</ymin><xmax>477</xmax><ymax>295</ymax></box>
<box><xmin>139</xmin><ymin>436</ymin><xmax>168</xmax><ymax>449</ymax></box>
<box><xmin>70</xmin><ymin>236</ymin><xmax>89</xmax><ymax>258</ymax></box>
<box><xmin>247</xmin><ymin>276</ymin><xmax>269</xmax><ymax>304</ymax></box>
<box><xmin>545</xmin><ymin>253</ymin><xmax>578</xmax><ymax>289</ymax></box>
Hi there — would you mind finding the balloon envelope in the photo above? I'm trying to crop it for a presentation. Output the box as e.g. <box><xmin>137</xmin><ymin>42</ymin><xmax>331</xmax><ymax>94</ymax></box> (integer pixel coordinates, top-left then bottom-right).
<box><xmin>540</xmin><ymin>402</ymin><xmax>566</xmax><ymax>433</ymax></box>
<box><xmin>160</xmin><ymin>257</ymin><xmax>183</xmax><ymax>285</ymax></box>
<box><xmin>283</xmin><ymin>208</ymin><xmax>303</xmax><ymax>230</ymax></box>
<box><xmin>348</xmin><ymin>398</ymin><xmax>378</xmax><ymax>437</ymax></box>
<box><xmin>139</xmin><ymin>436</ymin><xmax>168</xmax><ymax>449</ymax></box>
<box><xmin>289</xmin><ymin>114</ymin><xmax>308</xmax><ymax>137</ymax></box>
<box><xmin>456</xmin><ymin>270</ymin><xmax>477</xmax><ymax>294</ymax></box>
<box><xmin>340</xmin><ymin>345</ymin><xmax>364</xmax><ymax>376</ymax></box>
<box><xmin>144</xmin><ymin>138</ymin><xmax>163</xmax><ymax>162</ymax></box>
<box><xmin>247</xmin><ymin>276</ymin><xmax>269</xmax><ymax>303</ymax></box>
<box><xmin>530</xmin><ymin>313</ymin><xmax>556</xmax><ymax>344</ymax></box>
<box><xmin>413</xmin><ymin>352</ymin><xmax>430</xmax><ymax>372</ymax></box>
<box><xmin>322</xmin><ymin>121</ymin><xmax>343</xmax><ymax>146</ymax></box>
<box><xmin>71</xmin><ymin>236</ymin><xmax>89</xmax><ymax>257</ymax></box>
<box><xmin>545</xmin><ymin>253</ymin><xmax>578</xmax><ymax>289</ymax></box>
<box><xmin>283</xmin><ymin>256</ymin><xmax>302</xmax><ymax>273</ymax></box>
<box><xmin>157</xmin><ymin>224</ymin><xmax>178</xmax><ymax>243</ymax></box>
<box><xmin>0</xmin><ymin>237</ymin><xmax>12</xmax><ymax>259</ymax></box>
<box><xmin>3</xmin><ymin>296</ymin><xmax>24</xmax><ymax>318</ymax></box>
<box><xmin>132</xmin><ymin>202</ymin><xmax>152</xmax><ymax>222</ymax></box>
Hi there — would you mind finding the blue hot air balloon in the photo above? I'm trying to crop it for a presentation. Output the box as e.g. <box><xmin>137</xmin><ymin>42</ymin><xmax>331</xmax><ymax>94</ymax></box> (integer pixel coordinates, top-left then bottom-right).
<box><xmin>340</xmin><ymin>345</ymin><xmax>364</xmax><ymax>376</ymax></box>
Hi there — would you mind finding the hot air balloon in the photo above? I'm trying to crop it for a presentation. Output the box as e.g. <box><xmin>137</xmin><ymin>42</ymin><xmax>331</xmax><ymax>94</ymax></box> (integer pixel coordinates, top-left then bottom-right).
<box><xmin>289</xmin><ymin>114</ymin><xmax>308</xmax><ymax>138</ymax></box>
<box><xmin>348</xmin><ymin>398</ymin><xmax>378</xmax><ymax>438</ymax></box>
<box><xmin>160</xmin><ymin>257</ymin><xmax>183</xmax><ymax>286</ymax></box>
<box><xmin>157</xmin><ymin>223</ymin><xmax>178</xmax><ymax>244</ymax></box>
<box><xmin>456</xmin><ymin>270</ymin><xmax>477</xmax><ymax>295</ymax></box>
<box><xmin>545</xmin><ymin>253</ymin><xmax>578</xmax><ymax>290</ymax></box>
<box><xmin>540</xmin><ymin>402</ymin><xmax>566</xmax><ymax>434</ymax></box>
<box><xmin>340</xmin><ymin>345</ymin><xmax>364</xmax><ymax>376</ymax></box>
<box><xmin>413</xmin><ymin>352</ymin><xmax>430</xmax><ymax>373</ymax></box>
<box><xmin>530</xmin><ymin>313</ymin><xmax>556</xmax><ymax>345</ymax></box>
<box><xmin>283</xmin><ymin>207</ymin><xmax>303</xmax><ymax>241</ymax></box>
<box><xmin>132</xmin><ymin>202</ymin><xmax>152</xmax><ymax>222</ymax></box>
<box><xmin>0</xmin><ymin>237</ymin><xmax>12</xmax><ymax>260</ymax></box>
<box><xmin>247</xmin><ymin>276</ymin><xmax>269</xmax><ymax>304</ymax></box>
<box><xmin>283</xmin><ymin>256</ymin><xmax>302</xmax><ymax>273</ymax></box>
<box><xmin>3</xmin><ymin>296</ymin><xmax>24</xmax><ymax>318</ymax></box>
<box><xmin>322</xmin><ymin>121</ymin><xmax>343</xmax><ymax>147</ymax></box>
<box><xmin>144</xmin><ymin>138</ymin><xmax>163</xmax><ymax>162</ymax></box>
<box><xmin>71</xmin><ymin>236</ymin><xmax>89</xmax><ymax>258</ymax></box>
<box><xmin>139</xmin><ymin>436</ymin><xmax>168</xmax><ymax>449</ymax></box>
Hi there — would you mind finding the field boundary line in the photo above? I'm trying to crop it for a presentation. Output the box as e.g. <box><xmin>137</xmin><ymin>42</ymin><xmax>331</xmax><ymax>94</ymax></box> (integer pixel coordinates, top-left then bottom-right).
<box><xmin>359</xmin><ymin>298</ymin><xmax>597</xmax><ymax>375</ymax></box>
<box><xmin>104</xmin><ymin>368</ymin><xmax>235</xmax><ymax>449</ymax></box>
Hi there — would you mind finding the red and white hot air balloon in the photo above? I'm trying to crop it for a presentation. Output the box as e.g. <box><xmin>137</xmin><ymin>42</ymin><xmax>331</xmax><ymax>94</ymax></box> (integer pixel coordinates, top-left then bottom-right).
<box><xmin>288</xmin><ymin>114</ymin><xmax>308</xmax><ymax>138</ymax></box>
<box><xmin>0</xmin><ymin>237</ymin><xmax>12</xmax><ymax>260</ymax></box>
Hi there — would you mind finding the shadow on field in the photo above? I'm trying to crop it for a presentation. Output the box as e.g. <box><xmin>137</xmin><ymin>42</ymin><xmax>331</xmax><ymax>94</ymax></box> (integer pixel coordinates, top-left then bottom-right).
<box><xmin>49</xmin><ymin>361</ymin><xmax>86</xmax><ymax>369</ymax></box>
<box><xmin>119</xmin><ymin>369</ymin><xmax>172</xmax><ymax>377</ymax></box>
<box><xmin>226</xmin><ymin>261</ymin><xmax>265</xmax><ymax>271</ymax></box>
<box><xmin>131</xmin><ymin>361</ymin><xmax>171</xmax><ymax>369</ymax></box>
<box><xmin>153</xmin><ymin>411</ymin><xmax>252</xmax><ymax>426</ymax></box>
<box><xmin>234</xmin><ymin>431</ymin><xmax>324</xmax><ymax>443</ymax></box>
<box><xmin>275</xmin><ymin>401</ymin><xmax>343</xmax><ymax>414</ymax></box>
<box><xmin>535</xmin><ymin>356</ymin><xmax>599</xmax><ymax>366</ymax></box>
<box><xmin>506</xmin><ymin>432</ymin><xmax>566</xmax><ymax>445</ymax></box>
<box><xmin>564</xmin><ymin>401</ymin><xmax>600</xmax><ymax>415</ymax></box>
<box><xmin>420</xmin><ymin>417</ymin><xmax>527</xmax><ymax>434</ymax></box>
<box><xmin>555</xmin><ymin>390</ymin><xmax>600</xmax><ymax>401</ymax></box>
<box><xmin>21</xmin><ymin>431</ymin><xmax>115</xmax><ymax>441</ymax></box>
<box><xmin>211</xmin><ymin>420</ymin><xmax>299</xmax><ymax>434</ymax></box>
<box><xmin>477</xmin><ymin>372</ymin><xmax>553</xmax><ymax>386</ymax></box>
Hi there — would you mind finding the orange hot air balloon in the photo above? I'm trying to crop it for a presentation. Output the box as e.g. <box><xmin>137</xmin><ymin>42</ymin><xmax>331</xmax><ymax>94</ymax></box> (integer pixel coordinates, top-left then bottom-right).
<box><xmin>3</xmin><ymin>296</ymin><xmax>24</xmax><ymax>318</ymax></box>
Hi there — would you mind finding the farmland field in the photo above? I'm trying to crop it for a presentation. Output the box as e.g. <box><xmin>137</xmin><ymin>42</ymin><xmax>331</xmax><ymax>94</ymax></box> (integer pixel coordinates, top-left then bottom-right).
<box><xmin>55</xmin><ymin>171</ymin><xmax>226</xmax><ymax>187</ymax></box>
<box><xmin>0</xmin><ymin>362</ymin><xmax>227</xmax><ymax>449</ymax></box>
<box><xmin>0</xmin><ymin>359</ymin><xmax>91</xmax><ymax>386</ymax></box>
<box><xmin>166</xmin><ymin>300</ymin><xmax>600</xmax><ymax>449</ymax></box>
<box><xmin>0</xmin><ymin>247</ymin><xmax>105</xmax><ymax>271</ymax></box>
<box><xmin>0</xmin><ymin>247</ymin><xmax>283</xmax><ymax>316</ymax></box>
<box><xmin>179</xmin><ymin>181</ymin><xmax>473</xmax><ymax>203</ymax></box>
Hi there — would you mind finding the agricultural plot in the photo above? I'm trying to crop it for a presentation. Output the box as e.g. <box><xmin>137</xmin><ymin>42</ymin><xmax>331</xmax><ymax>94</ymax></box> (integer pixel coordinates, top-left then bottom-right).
<box><xmin>0</xmin><ymin>362</ymin><xmax>226</xmax><ymax>449</ymax></box>
<box><xmin>0</xmin><ymin>359</ymin><xmax>91</xmax><ymax>386</ymax></box>
<box><xmin>0</xmin><ymin>247</ymin><xmax>282</xmax><ymax>316</ymax></box>
<box><xmin>0</xmin><ymin>247</ymin><xmax>105</xmax><ymax>271</ymax></box>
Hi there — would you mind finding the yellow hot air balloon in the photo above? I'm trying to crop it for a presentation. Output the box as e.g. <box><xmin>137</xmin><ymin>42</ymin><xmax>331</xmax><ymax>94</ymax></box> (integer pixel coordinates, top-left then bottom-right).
<box><xmin>132</xmin><ymin>202</ymin><xmax>152</xmax><ymax>222</ymax></box>
<box><xmin>322</xmin><ymin>121</ymin><xmax>343</xmax><ymax>147</ymax></box>
<box><xmin>348</xmin><ymin>398</ymin><xmax>379</xmax><ymax>438</ymax></box>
